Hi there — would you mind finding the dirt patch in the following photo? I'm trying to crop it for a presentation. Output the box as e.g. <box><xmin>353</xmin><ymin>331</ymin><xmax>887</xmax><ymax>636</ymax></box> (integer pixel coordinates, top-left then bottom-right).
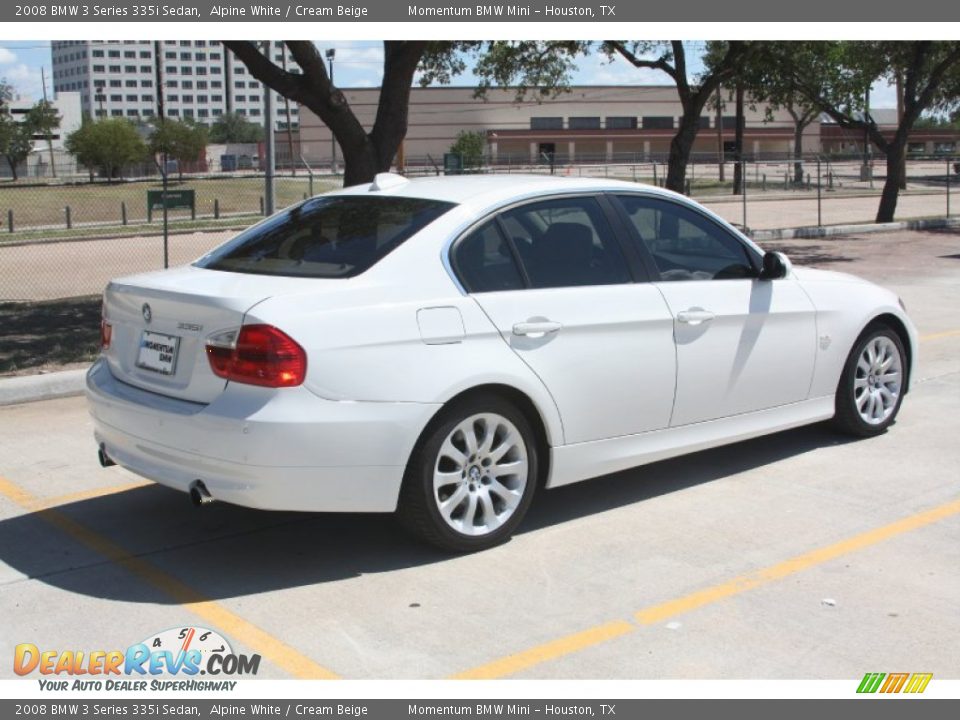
<box><xmin>0</xmin><ymin>296</ymin><xmax>101</xmax><ymax>376</ymax></box>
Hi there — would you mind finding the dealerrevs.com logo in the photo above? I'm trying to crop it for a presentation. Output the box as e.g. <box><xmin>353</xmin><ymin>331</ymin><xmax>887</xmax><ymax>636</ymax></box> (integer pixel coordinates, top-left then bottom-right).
<box><xmin>14</xmin><ymin>626</ymin><xmax>260</xmax><ymax>691</ymax></box>
<box><xmin>857</xmin><ymin>672</ymin><xmax>933</xmax><ymax>694</ymax></box>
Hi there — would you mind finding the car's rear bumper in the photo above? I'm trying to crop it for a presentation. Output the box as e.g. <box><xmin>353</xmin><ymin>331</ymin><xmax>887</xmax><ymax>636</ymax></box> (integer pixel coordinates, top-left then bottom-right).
<box><xmin>85</xmin><ymin>359</ymin><xmax>440</xmax><ymax>512</ymax></box>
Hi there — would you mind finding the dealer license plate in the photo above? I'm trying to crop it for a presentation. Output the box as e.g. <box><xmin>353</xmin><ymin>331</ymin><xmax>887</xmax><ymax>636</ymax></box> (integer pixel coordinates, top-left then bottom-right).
<box><xmin>136</xmin><ymin>330</ymin><xmax>180</xmax><ymax>375</ymax></box>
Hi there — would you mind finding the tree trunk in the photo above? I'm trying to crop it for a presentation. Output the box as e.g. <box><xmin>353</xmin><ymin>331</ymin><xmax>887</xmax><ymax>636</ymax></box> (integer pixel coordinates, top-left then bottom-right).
<box><xmin>666</xmin><ymin>115</ymin><xmax>700</xmax><ymax>193</ymax></box>
<box><xmin>876</xmin><ymin>139</ymin><xmax>907</xmax><ymax>223</ymax></box>
<box><xmin>7</xmin><ymin>159</ymin><xmax>18</xmax><ymax>182</ymax></box>
<box><xmin>340</xmin><ymin>137</ymin><xmax>382</xmax><ymax>187</ymax></box>
<box><xmin>793</xmin><ymin>126</ymin><xmax>805</xmax><ymax>185</ymax></box>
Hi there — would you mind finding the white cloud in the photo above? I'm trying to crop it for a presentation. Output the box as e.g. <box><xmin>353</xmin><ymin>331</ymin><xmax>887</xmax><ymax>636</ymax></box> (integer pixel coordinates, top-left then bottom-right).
<box><xmin>0</xmin><ymin>48</ymin><xmax>17</xmax><ymax>65</ymax></box>
<box><xmin>2</xmin><ymin>63</ymin><xmax>44</xmax><ymax>101</ymax></box>
<box><xmin>575</xmin><ymin>52</ymin><xmax>672</xmax><ymax>86</ymax></box>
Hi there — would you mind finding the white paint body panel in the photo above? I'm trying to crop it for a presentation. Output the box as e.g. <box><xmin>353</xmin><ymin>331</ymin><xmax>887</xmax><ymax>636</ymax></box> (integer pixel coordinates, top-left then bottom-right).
<box><xmin>471</xmin><ymin>284</ymin><xmax>676</xmax><ymax>443</ymax></box>
<box><xmin>86</xmin><ymin>175</ymin><xmax>919</xmax><ymax>513</ymax></box>
<box><xmin>656</xmin><ymin>276</ymin><xmax>818</xmax><ymax>426</ymax></box>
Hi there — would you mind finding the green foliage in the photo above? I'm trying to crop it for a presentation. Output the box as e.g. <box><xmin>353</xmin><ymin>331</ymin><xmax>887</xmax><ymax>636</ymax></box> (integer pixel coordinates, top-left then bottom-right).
<box><xmin>148</xmin><ymin>117</ymin><xmax>208</xmax><ymax>173</ymax></box>
<box><xmin>448</xmin><ymin>131</ymin><xmax>487</xmax><ymax>168</ymax></box>
<box><xmin>457</xmin><ymin>41</ymin><xmax>589</xmax><ymax>101</ymax></box>
<box><xmin>25</xmin><ymin>100</ymin><xmax>61</xmax><ymax>137</ymax></box>
<box><xmin>208</xmin><ymin>112</ymin><xmax>264</xmax><ymax>143</ymax></box>
<box><xmin>65</xmin><ymin>118</ymin><xmax>148</xmax><ymax>179</ymax></box>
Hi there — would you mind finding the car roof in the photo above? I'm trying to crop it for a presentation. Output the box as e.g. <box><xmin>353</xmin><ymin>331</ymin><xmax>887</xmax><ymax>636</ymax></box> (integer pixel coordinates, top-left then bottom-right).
<box><xmin>328</xmin><ymin>173</ymin><xmax>683</xmax><ymax>211</ymax></box>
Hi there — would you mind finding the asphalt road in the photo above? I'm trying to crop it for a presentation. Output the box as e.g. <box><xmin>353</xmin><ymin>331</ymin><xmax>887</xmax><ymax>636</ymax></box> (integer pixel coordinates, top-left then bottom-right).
<box><xmin>0</xmin><ymin>229</ymin><xmax>957</xmax><ymax>680</ymax></box>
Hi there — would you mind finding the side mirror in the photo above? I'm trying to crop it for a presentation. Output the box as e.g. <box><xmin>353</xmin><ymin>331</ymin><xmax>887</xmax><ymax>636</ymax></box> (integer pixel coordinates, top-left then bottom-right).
<box><xmin>760</xmin><ymin>251</ymin><xmax>791</xmax><ymax>280</ymax></box>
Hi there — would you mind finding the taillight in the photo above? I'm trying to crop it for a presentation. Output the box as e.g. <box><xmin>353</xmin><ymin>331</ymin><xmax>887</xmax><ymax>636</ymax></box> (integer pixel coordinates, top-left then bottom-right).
<box><xmin>100</xmin><ymin>303</ymin><xmax>112</xmax><ymax>350</ymax></box>
<box><xmin>205</xmin><ymin>324</ymin><xmax>306</xmax><ymax>388</ymax></box>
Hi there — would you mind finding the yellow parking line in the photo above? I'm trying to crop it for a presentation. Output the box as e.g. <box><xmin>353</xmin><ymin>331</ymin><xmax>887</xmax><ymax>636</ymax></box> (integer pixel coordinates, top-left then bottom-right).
<box><xmin>453</xmin><ymin>498</ymin><xmax>960</xmax><ymax>679</ymax></box>
<box><xmin>920</xmin><ymin>329</ymin><xmax>960</xmax><ymax>342</ymax></box>
<box><xmin>451</xmin><ymin>620</ymin><xmax>635</xmax><ymax>680</ymax></box>
<box><xmin>0</xmin><ymin>475</ymin><xmax>339</xmax><ymax>680</ymax></box>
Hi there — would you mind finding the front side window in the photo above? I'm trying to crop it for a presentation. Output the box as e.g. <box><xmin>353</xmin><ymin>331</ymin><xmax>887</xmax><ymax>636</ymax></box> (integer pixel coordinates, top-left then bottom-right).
<box><xmin>616</xmin><ymin>195</ymin><xmax>756</xmax><ymax>281</ymax></box>
<box><xmin>453</xmin><ymin>221</ymin><xmax>525</xmax><ymax>293</ymax></box>
<box><xmin>499</xmin><ymin>197</ymin><xmax>631</xmax><ymax>289</ymax></box>
<box><xmin>196</xmin><ymin>196</ymin><xmax>455</xmax><ymax>279</ymax></box>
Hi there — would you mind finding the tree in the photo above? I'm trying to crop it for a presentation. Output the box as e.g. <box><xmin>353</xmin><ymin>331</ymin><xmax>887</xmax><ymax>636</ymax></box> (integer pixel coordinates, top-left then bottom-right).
<box><xmin>736</xmin><ymin>44</ymin><xmax>821</xmax><ymax>185</ymax></box>
<box><xmin>783</xmin><ymin>41</ymin><xmax>960</xmax><ymax>222</ymax></box>
<box><xmin>25</xmin><ymin>99</ymin><xmax>61</xmax><ymax>177</ymax></box>
<box><xmin>448</xmin><ymin>130</ymin><xmax>487</xmax><ymax>169</ymax></box>
<box><xmin>603</xmin><ymin>41</ymin><xmax>756</xmax><ymax>194</ymax></box>
<box><xmin>208</xmin><ymin>112</ymin><xmax>264</xmax><ymax>143</ymax></box>
<box><xmin>65</xmin><ymin>118</ymin><xmax>148</xmax><ymax>180</ymax></box>
<box><xmin>472</xmin><ymin>42</ymin><xmax>756</xmax><ymax>193</ymax></box>
<box><xmin>224</xmin><ymin>41</ymin><xmax>441</xmax><ymax>186</ymax></box>
<box><xmin>1</xmin><ymin>84</ymin><xmax>59</xmax><ymax>182</ymax></box>
<box><xmin>0</xmin><ymin>112</ymin><xmax>33</xmax><ymax>181</ymax></box>
<box><xmin>148</xmin><ymin>118</ymin><xmax>208</xmax><ymax>180</ymax></box>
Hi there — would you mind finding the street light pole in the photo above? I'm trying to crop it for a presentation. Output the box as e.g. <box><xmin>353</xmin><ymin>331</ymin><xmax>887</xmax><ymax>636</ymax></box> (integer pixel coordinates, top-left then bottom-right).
<box><xmin>326</xmin><ymin>48</ymin><xmax>337</xmax><ymax>174</ymax></box>
<box><xmin>262</xmin><ymin>41</ymin><xmax>275</xmax><ymax>216</ymax></box>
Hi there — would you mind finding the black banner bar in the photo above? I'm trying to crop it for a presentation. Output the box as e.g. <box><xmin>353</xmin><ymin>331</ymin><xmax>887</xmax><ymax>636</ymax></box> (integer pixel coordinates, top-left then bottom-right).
<box><xmin>5</xmin><ymin>0</ymin><xmax>960</xmax><ymax>22</ymax></box>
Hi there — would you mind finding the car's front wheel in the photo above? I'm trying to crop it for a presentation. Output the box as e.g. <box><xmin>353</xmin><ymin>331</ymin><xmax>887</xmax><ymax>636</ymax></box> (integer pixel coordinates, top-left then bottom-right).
<box><xmin>833</xmin><ymin>324</ymin><xmax>907</xmax><ymax>437</ymax></box>
<box><xmin>398</xmin><ymin>396</ymin><xmax>538</xmax><ymax>552</ymax></box>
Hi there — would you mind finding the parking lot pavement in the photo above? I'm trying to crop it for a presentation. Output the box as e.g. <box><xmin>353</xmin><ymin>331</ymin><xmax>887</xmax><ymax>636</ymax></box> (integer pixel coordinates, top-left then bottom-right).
<box><xmin>0</xmin><ymin>229</ymin><xmax>958</xmax><ymax>680</ymax></box>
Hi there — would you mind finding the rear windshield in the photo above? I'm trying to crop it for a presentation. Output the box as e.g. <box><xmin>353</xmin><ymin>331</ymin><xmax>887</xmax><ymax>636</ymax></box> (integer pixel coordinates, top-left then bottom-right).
<box><xmin>195</xmin><ymin>195</ymin><xmax>456</xmax><ymax>278</ymax></box>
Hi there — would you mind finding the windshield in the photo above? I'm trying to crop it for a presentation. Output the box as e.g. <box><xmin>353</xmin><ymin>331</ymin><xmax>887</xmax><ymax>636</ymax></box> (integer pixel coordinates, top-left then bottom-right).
<box><xmin>195</xmin><ymin>195</ymin><xmax>456</xmax><ymax>278</ymax></box>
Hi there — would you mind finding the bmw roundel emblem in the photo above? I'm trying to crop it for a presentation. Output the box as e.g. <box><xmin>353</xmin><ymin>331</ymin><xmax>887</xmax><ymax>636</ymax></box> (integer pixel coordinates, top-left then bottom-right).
<box><xmin>142</xmin><ymin>303</ymin><xmax>152</xmax><ymax>324</ymax></box>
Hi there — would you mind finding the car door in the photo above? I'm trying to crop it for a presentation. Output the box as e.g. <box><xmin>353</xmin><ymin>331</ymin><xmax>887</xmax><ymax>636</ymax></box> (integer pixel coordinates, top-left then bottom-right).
<box><xmin>450</xmin><ymin>195</ymin><xmax>676</xmax><ymax>445</ymax></box>
<box><xmin>613</xmin><ymin>193</ymin><xmax>817</xmax><ymax>427</ymax></box>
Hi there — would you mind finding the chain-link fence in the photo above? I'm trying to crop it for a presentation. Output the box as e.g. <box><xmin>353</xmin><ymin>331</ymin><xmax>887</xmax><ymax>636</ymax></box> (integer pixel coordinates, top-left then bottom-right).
<box><xmin>2</xmin><ymin>155</ymin><xmax>957</xmax><ymax>303</ymax></box>
<box><xmin>1</xmin><ymin>155</ymin><xmax>956</xmax><ymax>374</ymax></box>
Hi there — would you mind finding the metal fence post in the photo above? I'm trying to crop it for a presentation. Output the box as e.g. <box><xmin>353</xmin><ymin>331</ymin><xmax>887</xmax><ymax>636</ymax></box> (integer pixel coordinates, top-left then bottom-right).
<box><xmin>65</xmin><ymin>206</ymin><xmax>72</xmax><ymax>230</ymax></box>
<box><xmin>7</xmin><ymin>209</ymin><xmax>12</xmax><ymax>233</ymax></box>
<box><xmin>817</xmin><ymin>158</ymin><xmax>823</xmax><ymax>228</ymax></box>
<box><xmin>948</xmin><ymin>158</ymin><xmax>952</xmax><ymax>218</ymax></box>
<box><xmin>121</xmin><ymin>201</ymin><xmax>127</xmax><ymax>226</ymax></box>
<box><xmin>741</xmin><ymin>159</ymin><xmax>747</xmax><ymax>232</ymax></box>
<box><xmin>214</xmin><ymin>198</ymin><xmax>220</xmax><ymax>220</ymax></box>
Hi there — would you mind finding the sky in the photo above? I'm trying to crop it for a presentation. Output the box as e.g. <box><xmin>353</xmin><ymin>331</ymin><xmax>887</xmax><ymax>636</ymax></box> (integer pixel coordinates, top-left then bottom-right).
<box><xmin>0</xmin><ymin>40</ymin><xmax>898</xmax><ymax>107</ymax></box>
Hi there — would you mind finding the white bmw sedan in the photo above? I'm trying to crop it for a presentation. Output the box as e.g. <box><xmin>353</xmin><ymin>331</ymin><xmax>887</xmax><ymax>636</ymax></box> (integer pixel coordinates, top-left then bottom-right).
<box><xmin>87</xmin><ymin>174</ymin><xmax>916</xmax><ymax>551</ymax></box>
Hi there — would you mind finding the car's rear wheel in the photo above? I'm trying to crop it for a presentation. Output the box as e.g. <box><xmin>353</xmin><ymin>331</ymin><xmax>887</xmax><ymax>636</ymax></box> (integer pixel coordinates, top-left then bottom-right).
<box><xmin>398</xmin><ymin>396</ymin><xmax>538</xmax><ymax>552</ymax></box>
<box><xmin>833</xmin><ymin>324</ymin><xmax>906</xmax><ymax>437</ymax></box>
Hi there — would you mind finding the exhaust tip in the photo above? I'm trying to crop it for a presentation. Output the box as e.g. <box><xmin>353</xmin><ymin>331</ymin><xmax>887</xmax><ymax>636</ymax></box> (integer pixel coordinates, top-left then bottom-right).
<box><xmin>98</xmin><ymin>444</ymin><xmax>116</xmax><ymax>468</ymax></box>
<box><xmin>189</xmin><ymin>480</ymin><xmax>214</xmax><ymax>507</ymax></box>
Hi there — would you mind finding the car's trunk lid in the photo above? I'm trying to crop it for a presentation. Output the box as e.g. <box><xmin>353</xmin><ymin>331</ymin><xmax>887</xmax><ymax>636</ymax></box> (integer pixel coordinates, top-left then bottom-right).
<box><xmin>102</xmin><ymin>265</ymin><xmax>317</xmax><ymax>403</ymax></box>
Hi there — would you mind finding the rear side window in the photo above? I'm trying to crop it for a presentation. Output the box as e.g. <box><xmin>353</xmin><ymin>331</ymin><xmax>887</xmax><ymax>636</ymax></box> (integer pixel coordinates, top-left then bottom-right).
<box><xmin>196</xmin><ymin>195</ymin><xmax>455</xmax><ymax>278</ymax></box>
<box><xmin>453</xmin><ymin>221</ymin><xmax>525</xmax><ymax>293</ymax></box>
<box><xmin>499</xmin><ymin>197</ymin><xmax>631</xmax><ymax>289</ymax></box>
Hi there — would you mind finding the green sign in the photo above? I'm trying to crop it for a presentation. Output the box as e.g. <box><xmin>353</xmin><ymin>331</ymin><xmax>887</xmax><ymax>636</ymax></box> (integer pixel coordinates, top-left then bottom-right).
<box><xmin>443</xmin><ymin>153</ymin><xmax>463</xmax><ymax>175</ymax></box>
<box><xmin>147</xmin><ymin>189</ymin><xmax>196</xmax><ymax>221</ymax></box>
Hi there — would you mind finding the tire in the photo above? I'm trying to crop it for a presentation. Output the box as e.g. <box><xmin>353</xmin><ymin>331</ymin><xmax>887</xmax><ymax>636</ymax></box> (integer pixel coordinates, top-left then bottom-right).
<box><xmin>397</xmin><ymin>395</ymin><xmax>539</xmax><ymax>552</ymax></box>
<box><xmin>832</xmin><ymin>324</ymin><xmax>907</xmax><ymax>437</ymax></box>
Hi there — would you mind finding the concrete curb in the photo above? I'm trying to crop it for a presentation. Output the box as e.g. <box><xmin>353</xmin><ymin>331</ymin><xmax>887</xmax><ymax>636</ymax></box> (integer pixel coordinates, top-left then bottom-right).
<box><xmin>0</xmin><ymin>368</ymin><xmax>87</xmax><ymax>407</ymax></box>
<box><xmin>751</xmin><ymin>216</ymin><xmax>960</xmax><ymax>241</ymax></box>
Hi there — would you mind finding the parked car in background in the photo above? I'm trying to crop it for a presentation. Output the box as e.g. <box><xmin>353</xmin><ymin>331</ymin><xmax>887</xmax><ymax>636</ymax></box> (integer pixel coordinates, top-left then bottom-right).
<box><xmin>87</xmin><ymin>174</ymin><xmax>916</xmax><ymax>551</ymax></box>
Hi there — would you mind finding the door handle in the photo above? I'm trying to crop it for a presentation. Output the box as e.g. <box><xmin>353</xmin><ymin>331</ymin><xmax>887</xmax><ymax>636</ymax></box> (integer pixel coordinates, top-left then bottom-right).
<box><xmin>676</xmin><ymin>309</ymin><xmax>716</xmax><ymax>326</ymax></box>
<box><xmin>512</xmin><ymin>320</ymin><xmax>562</xmax><ymax>336</ymax></box>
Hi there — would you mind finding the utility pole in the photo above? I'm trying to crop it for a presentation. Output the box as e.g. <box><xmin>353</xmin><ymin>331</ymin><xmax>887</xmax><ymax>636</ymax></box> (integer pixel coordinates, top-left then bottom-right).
<box><xmin>896</xmin><ymin>72</ymin><xmax>906</xmax><ymax>190</ymax></box>
<box><xmin>40</xmin><ymin>67</ymin><xmax>57</xmax><ymax>177</ymax></box>
<box><xmin>279</xmin><ymin>44</ymin><xmax>296</xmax><ymax>175</ymax></box>
<box><xmin>154</xmin><ymin>40</ymin><xmax>169</xmax><ymax>269</ymax></box>
<box><xmin>261</xmin><ymin>41</ymin><xmax>275</xmax><ymax>215</ymax></box>
<box><xmin>715</xmin><ymin>86</ymin><xmax>725</xmax><ymax>182</ymax></box>
<box><xmin>733</xmin><ymin>81</ymin><xmax>744</xmax><ymax>195</ymax></box>
<box><xmin>326</xmin><ymin>48</ymin><xmax>337</xmax><ymax>174</ymax></box>
<box><xmin>860</xmin><ymin>87</ymin><xmax>872</xmax><ymax>182</ymax></box>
